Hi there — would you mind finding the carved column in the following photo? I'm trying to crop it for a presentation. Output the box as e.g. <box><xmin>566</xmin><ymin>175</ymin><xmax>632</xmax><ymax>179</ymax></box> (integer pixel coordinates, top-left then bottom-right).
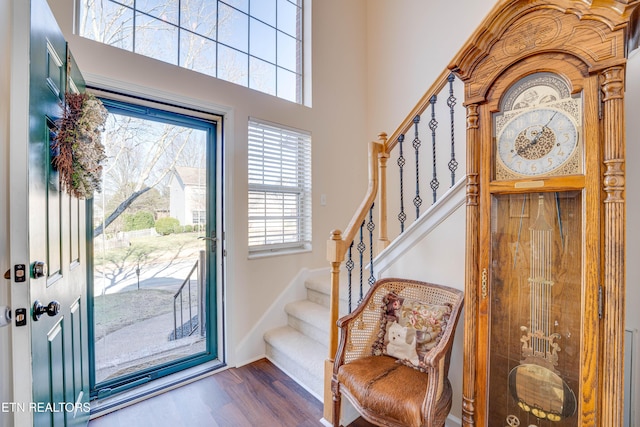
<box><xmin>462</xmin><ymin>103</ymin><xmax>480</xmax><ymax>427</ymax></box>
<box><xmin>600</xmin><ymin>65</ymin><xmax>626</xmax><ymax>427</ymax></box>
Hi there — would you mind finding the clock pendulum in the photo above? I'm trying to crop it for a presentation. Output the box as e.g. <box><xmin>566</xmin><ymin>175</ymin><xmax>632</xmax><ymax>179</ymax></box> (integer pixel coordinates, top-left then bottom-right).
<box><xmin>507</xmin><ymin>194</ymin><xmax>576</xmax><ymax>423</ymax></box>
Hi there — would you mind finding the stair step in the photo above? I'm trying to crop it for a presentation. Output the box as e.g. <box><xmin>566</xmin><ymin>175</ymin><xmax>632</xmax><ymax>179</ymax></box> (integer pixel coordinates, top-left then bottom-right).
<box><xmin>285</xmin><ymin>299</ymin><xmax>329</xmax><ymax>345</ymax></box>
<box><xmin>262</xmin><ymin>271</ymin><xmax>368</xmax><ymax>401</ymax></box>
<box><xmin>305</xmin><ymin>273</ymin><xmax>355</xmax><ymax>316</ymax></box>
<box><xmin>264</xmin><ymin>325</ymin><xmax>326</xmax><ymax>399</ymax></box>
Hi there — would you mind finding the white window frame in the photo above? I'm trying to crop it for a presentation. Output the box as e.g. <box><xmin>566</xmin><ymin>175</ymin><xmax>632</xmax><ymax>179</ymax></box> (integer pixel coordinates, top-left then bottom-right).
<box><xmin>248</xmin><ymin>118</ymin><xmax>311</xmax><ymax>256</ymax></box>
<box><xmin>78</xmin><ymin>0</ymin><xmax>305</xmax><ymax>104</ymax></box>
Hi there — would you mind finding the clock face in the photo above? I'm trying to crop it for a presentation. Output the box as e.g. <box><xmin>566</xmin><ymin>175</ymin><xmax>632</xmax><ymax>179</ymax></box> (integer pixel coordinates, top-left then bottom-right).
<box><xmin>497</xmin><ymin>107</ymin><xmax>579</xmax><ymax>177</ymax></box>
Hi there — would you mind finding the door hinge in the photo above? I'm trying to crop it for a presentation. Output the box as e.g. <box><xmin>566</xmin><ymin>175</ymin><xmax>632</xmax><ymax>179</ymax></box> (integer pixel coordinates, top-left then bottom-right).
<box><xmin>598</xmin><ymin>285</ymin><xmax>603</xmax><ymax>319</ymax></box>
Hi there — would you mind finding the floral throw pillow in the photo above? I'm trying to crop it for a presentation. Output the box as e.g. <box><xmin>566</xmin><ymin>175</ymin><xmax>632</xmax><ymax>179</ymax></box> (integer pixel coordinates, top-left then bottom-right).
<box><xmin>372</xmin><ymin>292</ymin><xmax>452</xmax><ymax>370</ymax></box>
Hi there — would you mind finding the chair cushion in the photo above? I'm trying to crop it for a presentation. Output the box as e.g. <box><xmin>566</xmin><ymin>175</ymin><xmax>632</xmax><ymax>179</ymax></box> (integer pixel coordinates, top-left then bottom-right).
<box><xmin>337</xmin><ymin>355</ymin><xmax>430</xmax><ymax>427</ymax></box>
<box><xmin>372</xmin><ymin>292</ymin><xmax>452</xmax><ymax>370</ymax></box>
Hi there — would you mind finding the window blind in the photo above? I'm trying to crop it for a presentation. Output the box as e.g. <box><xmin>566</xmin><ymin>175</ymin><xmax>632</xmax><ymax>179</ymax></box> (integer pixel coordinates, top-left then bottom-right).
<box><xmin>248</xmin><ymin>118</ymin><xmax>311</xmax><ymax>254</ymax></box>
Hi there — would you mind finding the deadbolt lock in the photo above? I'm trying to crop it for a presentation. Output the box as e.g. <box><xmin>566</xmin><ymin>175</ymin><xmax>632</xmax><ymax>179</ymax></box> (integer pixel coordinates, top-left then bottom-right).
<box><xmin>31</xmin><ymin>261</ymin><xmax>47</xmax><ymax>279</ymax></box>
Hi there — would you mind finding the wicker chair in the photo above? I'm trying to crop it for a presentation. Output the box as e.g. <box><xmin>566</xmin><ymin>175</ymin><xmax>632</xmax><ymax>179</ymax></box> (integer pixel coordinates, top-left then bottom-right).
<box><xmin>331</xmin><ymin>278</ymin><xmax>464</xmax><ymax>427</ymax></box>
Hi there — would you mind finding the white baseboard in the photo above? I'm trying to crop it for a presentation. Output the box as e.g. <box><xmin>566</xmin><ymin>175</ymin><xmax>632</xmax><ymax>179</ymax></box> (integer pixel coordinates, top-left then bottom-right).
<box><xmin>446</xmin><ymin>414</ymin><xmax>462</xmax><ymax>427</ymax></box>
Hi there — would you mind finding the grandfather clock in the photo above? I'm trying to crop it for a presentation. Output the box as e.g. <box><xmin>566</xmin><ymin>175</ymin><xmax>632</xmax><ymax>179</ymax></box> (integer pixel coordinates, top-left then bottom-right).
<box><xmin>449</xmin><ymin>1</ymin><xmax>639</xmax><ymax>426</ymax></box>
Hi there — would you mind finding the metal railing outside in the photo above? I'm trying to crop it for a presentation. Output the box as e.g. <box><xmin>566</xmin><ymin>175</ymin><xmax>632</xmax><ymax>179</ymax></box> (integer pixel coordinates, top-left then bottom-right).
<box><xmin>172</xmin><ymin>251</ymin><xmax>205</xmax><ymax>340</ymax></box>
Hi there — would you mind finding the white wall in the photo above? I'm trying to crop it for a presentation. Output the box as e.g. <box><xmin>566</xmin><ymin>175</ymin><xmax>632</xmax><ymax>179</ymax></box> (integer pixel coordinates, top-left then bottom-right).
<box><xmin>1</xmin><ymin>1</ymin><xmax>14</xmax><ymax>425</ymax></box>
<box><xmin>363</xmin><ymin>0</ymin><xmax>497</xmax><ymax>422</ymax></box>
<box><xmin>45</xmin><ymin>0</ymin><xmax>370</xmax><ymax>367</ymax></box>
<box><xmin>168</xmin><ymin>179</ymin><xmax>186</xmax><ymax>225</ymax></box>
<box><xmin>364</xmin><ymin>0</ymin><xmax>497</xmax><ymax>138</ymax></box>
<box><xmin>380</xmin><ymin>205</ymin><xmax>466</xmax><ymax>420</ymax></box>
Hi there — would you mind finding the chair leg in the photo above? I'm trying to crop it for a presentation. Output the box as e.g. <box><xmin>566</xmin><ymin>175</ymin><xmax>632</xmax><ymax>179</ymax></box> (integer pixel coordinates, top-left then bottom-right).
<box><xmin>332</xmin><ymin>384</ymin><xmax>342</xmax><ymax>427</ymax></box>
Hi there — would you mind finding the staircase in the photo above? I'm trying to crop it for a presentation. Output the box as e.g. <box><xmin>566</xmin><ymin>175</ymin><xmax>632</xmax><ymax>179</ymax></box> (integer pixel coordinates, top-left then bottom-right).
<box><xmin>264</xmin><ymin>273</ymin><xmax>347</xmax><ymax>399</ymax></box>
<box><xmin>262</xmin><ymin>185</ymin><xmax>467</xmax><ymax>402</ymax></box>
<box><xmin>263</xmin><ymin>72</ymin><xmax>468</xmax><ymax>405</ymax></box>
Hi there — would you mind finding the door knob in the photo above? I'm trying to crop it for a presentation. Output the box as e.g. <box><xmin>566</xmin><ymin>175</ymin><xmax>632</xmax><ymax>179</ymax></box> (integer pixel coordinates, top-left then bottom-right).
<box><xmin>32</xmin><ymin>300</ymin><xmax>60</xmax><ymax>321</ymax></box>
<box><xmin>32</xmin><ymin>261</ymin><xmax>47</xmax><ymax>279</ymax></box>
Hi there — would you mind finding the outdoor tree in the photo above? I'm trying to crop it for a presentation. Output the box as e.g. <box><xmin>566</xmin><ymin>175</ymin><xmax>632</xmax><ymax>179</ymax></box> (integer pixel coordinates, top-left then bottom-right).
<box><xmin>123</xmin><ymin>211</ymin><xmax>155</xmax><ymax>231</ymax></box>
<box><xmin>78</xmin><ymin>1</ymin><xmax>237</xmax><ymax>238</ymax></box>
<box><xmin>79</xmin><ymin>0</ymin><xmax>300</xmax><ymax>101</ymax></box>
<box><xmin>78</xmin><ymin>0</ymin><xmax>244</xmax><ymax>82</ymax></box>
<box><xmin>93</xmin><ymin>113</ymin><xmax>204</xmax><ymax>237</ymax></box>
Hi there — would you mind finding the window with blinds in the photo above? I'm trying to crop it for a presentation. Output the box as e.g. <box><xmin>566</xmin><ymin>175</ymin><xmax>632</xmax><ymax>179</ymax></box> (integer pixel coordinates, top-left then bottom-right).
<box><xmin>248</xmin><ymin>119</ymin><xmax>311</xmax><ymax>255</ymax></box>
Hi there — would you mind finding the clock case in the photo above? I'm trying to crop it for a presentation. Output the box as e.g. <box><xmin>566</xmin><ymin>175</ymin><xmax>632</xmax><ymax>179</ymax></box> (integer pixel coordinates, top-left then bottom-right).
<box><xmin>448</xmin><ymin>1</ymin><xmax>639</xmax><ymax>426</ymax></box>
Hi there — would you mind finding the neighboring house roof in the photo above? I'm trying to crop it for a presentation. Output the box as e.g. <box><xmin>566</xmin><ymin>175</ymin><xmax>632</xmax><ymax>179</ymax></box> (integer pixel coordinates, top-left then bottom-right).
<box><xmin>172</xmin><ymin>166</ymin><xmax>206</xmax><ymax>188</ymax></box>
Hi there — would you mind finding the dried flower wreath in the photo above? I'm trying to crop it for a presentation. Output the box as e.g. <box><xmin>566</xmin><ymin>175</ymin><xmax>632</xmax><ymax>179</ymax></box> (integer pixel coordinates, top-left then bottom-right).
<box><xmin>52</xmin><ymin>92</ymin><xmax>108</xmax><ymax>199</ymax></box>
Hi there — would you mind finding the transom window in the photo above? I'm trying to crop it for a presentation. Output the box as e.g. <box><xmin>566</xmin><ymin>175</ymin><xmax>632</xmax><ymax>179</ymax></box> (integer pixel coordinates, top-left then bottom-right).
<box><xmin>248</xmin><ymin>118</ymin><xmax>311</xmax><ymax>255</ymax></box>
<box><xmin>79</xmin><ymin>0</ymin><xmax>303</xmax><ymax>103</ymax></box>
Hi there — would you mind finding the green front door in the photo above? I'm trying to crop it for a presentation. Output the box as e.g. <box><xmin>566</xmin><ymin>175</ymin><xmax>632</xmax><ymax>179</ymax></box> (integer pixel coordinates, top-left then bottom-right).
<box><xmin>24</xmin><ymin>0</ymin><xmax>90</xmax><ymax>425</ymax></box>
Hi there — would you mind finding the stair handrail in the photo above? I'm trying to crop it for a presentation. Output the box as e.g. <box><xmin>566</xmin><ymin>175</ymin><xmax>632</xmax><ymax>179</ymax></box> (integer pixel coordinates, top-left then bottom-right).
<box><xmin>173</xmin><ymin>258</ymin><xmax>199</xmax><ymax>340</ymax></box>
<box><xmin>324</xmin><ymin>69</ymin><xmax>460</xmax><ymax>422</ymax></box>
<box><xmin>386</xmin><ymin>69</ymin><xmax>458</xmax><ymax>154</ymax></box>
<box><xmin>326</xmin><ymin>69</ymin><xmax>457</xmax><ymax>355</ymax></box>
<box><xmin>324</xmin><ymin>138</ymin><xmax>382</xmax><ymax>422</ymax></box>
<box><xmin>326</xmin><ymin>138</ymin><xmax>383</xmax><ymax>356</ymax></box>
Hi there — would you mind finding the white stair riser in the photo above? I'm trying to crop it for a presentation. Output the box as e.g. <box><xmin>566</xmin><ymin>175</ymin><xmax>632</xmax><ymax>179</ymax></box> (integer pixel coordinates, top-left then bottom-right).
<box><xmin>264</xmin><ymin>325</ymin><xmax>326</xmax><ymax>400</ymax></box>
<box><xmin>305</xmin><ymin>288</ymin><xmax>350</xmax><ymax>316</ymax></box>
<box><xmin>287</xmin><ymin>315</ymin><xmax>328</xmax><ymax>345</ymax></box>
<box><xmin>261</xmin><ymin>274</ymin><xmax>348</xmax><ymax>402</ymax></box>
<box><xmin>265</xmin><ymin>342</ymin><xmax>323</xmax><ymax>399</ymax></box>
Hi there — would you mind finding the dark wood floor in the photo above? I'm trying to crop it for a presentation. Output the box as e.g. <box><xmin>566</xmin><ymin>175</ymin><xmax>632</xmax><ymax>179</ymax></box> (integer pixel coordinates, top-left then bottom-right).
<box><xmin>88</xmin><ymin>358</ymin><xmax>375</xmax><ymax>427</ymax></box>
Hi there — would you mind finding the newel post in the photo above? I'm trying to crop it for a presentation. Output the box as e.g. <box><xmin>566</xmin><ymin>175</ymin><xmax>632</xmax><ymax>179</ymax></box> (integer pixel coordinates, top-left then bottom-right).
<box><xmin>377</xmin><ymin>132</ymin><xmax>390</xmax><ymax>252</ymax></box>
<box><xmin>324</xmin><ymin>229</ymin><xmax>346</xmax><ymax>422</ymax></box>
<box><xmin>323</xmin><ymin>139</ymin><xmax>382</xmax><ymax>423</ymax></box>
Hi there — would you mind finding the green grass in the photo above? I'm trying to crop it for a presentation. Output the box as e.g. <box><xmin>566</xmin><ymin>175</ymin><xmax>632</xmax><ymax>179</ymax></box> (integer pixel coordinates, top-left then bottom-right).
<box><xmin>92</xmin><ymin>232</ymin><xmax>203</xmax><ymax>340</ymax></box>
<box><xmin>93</xmin><ymin>288</ymin><xmax>176</xmax><ymax>340</ymax></box>
<box><xmin>94</xmin><ymin>231</ymin><xmax>204</xmax><ymax>268</ymax></box>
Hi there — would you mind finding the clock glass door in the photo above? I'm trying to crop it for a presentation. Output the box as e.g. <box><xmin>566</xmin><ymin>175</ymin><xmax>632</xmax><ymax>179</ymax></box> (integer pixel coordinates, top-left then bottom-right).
<box><xmin>488</xmin><ymin>191</ymin><xmax>582</xmax><ymax>426</ymax></box>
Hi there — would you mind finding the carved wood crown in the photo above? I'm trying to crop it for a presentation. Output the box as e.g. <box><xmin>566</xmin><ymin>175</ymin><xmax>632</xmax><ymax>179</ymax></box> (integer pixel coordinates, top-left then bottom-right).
<box><xmin>448</xmin><ymin>0</ymin><xmax>639</xmax><ymax>104</ymax></box>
